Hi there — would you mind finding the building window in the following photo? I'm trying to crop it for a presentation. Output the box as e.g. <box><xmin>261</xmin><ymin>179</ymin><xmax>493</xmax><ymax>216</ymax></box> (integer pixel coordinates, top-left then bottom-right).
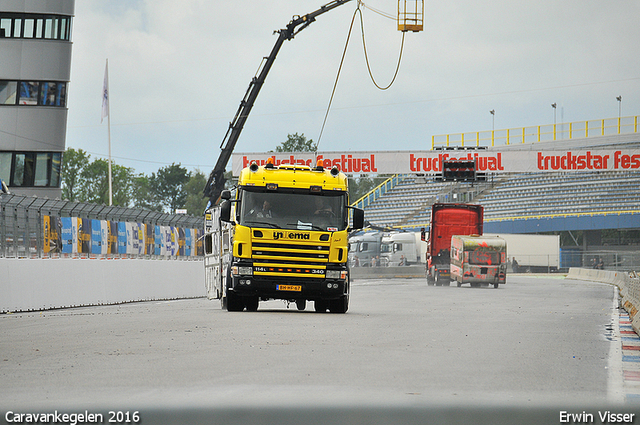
<box><xmin>0</xmin><ymin>80</ymin><xmax>67</xmax><ymax>107</ymax></box>
<box><xmin>40</xmin><ymin>82</ymin><xmax>66</xmax><ymax>106</ymax></box>
<box><xmin>0</xmin><ymin>81</ymin><xmax>17</xmax><ymax>104</ymax></box>
<box><xmin>0</xmin><ymin>152</ymin><xmax>11</xmax><ymax>185</ymax></box>
<box><xmin>0</xmin><ymin>13</ymin><xmax>72</xmax><ymax>40</ymax></box>
<box><xmin>19</xmin><ymin>82</ymin><xmax>39</xmax><ymax>105</ymax></box>
<box><xmin>0</xmin><ymin>151</ymin><xmax>62</xmax><ymax>188</ymax></box>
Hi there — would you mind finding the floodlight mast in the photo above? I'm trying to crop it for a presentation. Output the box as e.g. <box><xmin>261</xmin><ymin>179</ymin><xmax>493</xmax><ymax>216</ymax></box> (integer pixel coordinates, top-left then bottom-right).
<box><xmin>203</xmin><ymin>0</ymin><xmax>355</xmax><ymax>205</ymax></box>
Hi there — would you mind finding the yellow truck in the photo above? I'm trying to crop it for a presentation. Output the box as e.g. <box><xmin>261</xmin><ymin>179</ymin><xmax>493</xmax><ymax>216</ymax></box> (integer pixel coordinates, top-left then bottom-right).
<box><xmin>204</xmin><ymin>160</ymin><xmax>364</xmax><ymax>312</ymax></box>
<box><xmin>450</xmin><ymin>235</ymin><xmax>507</xmax><ymax>288</ymax></box>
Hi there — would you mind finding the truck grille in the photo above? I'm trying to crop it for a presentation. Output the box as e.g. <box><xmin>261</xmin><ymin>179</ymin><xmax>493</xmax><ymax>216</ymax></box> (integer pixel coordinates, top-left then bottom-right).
<box><xmin>252</xmin><ymin>241</ymin><xmax>329</xmax><ymax>278</ymax></box>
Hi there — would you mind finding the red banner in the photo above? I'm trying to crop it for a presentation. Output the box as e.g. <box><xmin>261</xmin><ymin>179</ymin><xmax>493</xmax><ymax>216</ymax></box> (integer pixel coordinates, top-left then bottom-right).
<box><xmin>233</xmin><ymin>149</ymin><xmax>640</xmax><ymax>176</ymax></box>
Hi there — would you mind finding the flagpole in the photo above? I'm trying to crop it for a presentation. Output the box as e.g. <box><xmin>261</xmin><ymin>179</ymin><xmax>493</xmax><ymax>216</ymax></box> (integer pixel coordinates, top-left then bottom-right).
<box><xmin>103</xmin><ymin>59</ymin><xmax>113</xmax><ymax>206</ymax></box>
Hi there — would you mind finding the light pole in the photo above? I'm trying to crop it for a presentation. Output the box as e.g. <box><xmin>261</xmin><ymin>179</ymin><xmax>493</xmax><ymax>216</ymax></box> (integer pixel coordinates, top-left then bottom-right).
<box><xmin>551</xmin><ymin>103</ymin><xmax>557</xmax><ymax>140</ymax></box>
<box><xmin>616</xmin><ymin>96</ymin><xmax>622</xmax><ymax>133</ymax></box>
<box><xmin>617</xmin><ymin>96</ymin><xmax>622</xmax><ymax>118</ymax></box>
<box><xmin>489</xmin><ymin>110</ymin><xmax>495</xmax><ymax>146</ymax></box>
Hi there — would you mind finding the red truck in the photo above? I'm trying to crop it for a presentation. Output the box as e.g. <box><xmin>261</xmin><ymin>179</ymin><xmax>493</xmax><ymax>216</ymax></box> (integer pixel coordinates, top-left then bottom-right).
<box><xmin>421</xmin><ymin>203</ymin><xmax>484</xmax><ymax>286</ymax></box>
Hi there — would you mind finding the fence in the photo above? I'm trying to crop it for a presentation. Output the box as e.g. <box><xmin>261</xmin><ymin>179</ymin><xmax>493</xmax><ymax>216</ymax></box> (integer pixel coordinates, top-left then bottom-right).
<box><xmin>560</xmin><ymin>249</ymin><xmax>640</xmax><ymax>272</ymax></box>
<box><xmin>432</xmin><ymin>115</ymin><xmax>640</xmax><ymax>148</ymax></box>
<box><xmin>0</xmin><ymin>194</ymin><xmax>204</xmax><ymax>260</ymax></box>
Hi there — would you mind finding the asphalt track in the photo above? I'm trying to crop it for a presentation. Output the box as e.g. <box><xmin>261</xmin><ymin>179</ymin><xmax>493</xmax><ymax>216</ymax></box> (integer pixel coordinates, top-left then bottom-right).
<box><xmin>1</xmin><ymin>275</ymin><xmax>639</xmax><ymax>424</ymax></box>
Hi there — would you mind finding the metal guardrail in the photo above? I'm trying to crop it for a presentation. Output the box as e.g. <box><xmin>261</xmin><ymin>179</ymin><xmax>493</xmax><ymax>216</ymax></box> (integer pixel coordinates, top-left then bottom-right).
<box><xmin>484</xmin><ymin>209</ymin><xmax>640</xmax><ymax>222</ymax></box>
<box><xmin>0</xmin><ymin>194</ymin><xmax>204</xmax><ymax>259</ymax></box>
<box><xmin>351</xmin><ymin>174</ymin><xmax>401</xmax><ymax>209</ymax></box>
<box><xmin>432</xmin><ymin>115</ymin><xmax>640</xmax><ymax>148</ymax></box>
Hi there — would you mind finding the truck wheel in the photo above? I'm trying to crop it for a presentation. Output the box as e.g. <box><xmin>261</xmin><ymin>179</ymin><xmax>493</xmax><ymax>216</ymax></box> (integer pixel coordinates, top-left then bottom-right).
<box><xmin>314</xmin><ymin>300</ymin><xmax>328</xmax><ymax>313</ymax></box>
<box><xmin>226</xmin><ymin>291</ymin><xmax>244</xmax><ymax>312</ymax></box>
<box><xmin>245</xmin><ymin>296</ymin><xmax>259</xmax><ymax>311</ymax></box>
<box><xmin>296</xmin><ymin>299</ymin><xmax>306</xmax><ymax>311</ymax></box>
<box><xmin>427</xmin><ymin>275</ymin><xmax>435</xmax><ymax>286</ymax></box>
<box><xmin>434</xmin><ymin>271</ymin><xmax>442</xmax><ymax>286</ymax></box>
<box><xmin>329</xmin><ymin>295</ymin><xmax>349</xmax><ymax>314</ymax></box>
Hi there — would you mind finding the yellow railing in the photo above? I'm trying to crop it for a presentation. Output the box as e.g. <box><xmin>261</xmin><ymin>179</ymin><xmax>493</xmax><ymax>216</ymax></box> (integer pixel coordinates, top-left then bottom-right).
<box><xmin>484</xmin><ymin>209</ymin><xmax>640</xmax><ymax>223</ymax></box>
<box><xmin>351</xmin><ymin>175</ymin><xmax>399</xmax><ymax>208</ymax></box>
<box><xmin>432</xmin><ymin>115</ymin><xmax>639</xmax><ymax>149</ymax></box>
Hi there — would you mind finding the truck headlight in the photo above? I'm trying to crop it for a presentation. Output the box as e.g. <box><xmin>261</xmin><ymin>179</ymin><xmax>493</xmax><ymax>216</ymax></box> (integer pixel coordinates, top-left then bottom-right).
<box><xmin>232</xmin><ymin>266</ymin><xmax>253</xmax><ymax>276</ymax></box>
<box><xmin>238</xmin><ymin>266</ymin><xmax>253</xmax><ymax>275</ymax></box>
<box><xmin>326</xmin><ymin>270</ymin><xmax>347</xmax><ymax>279</ymax></box>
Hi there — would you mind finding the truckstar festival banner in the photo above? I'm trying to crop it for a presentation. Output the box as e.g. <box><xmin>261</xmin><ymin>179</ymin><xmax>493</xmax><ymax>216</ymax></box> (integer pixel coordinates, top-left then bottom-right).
<box><xmin>233</xmin><ymin>149</ymin><xmax>640</xmax><ymax>176</ymax></box>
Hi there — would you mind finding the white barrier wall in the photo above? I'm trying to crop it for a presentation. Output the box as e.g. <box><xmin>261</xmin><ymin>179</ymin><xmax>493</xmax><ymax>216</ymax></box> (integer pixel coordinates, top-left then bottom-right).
<box><xmin>0</xmin><ymin>259</ymin><xmax>204</xmax><ymax>313</ymax></box>
<box><xmin>567</xmin><ymin>267</ymin><xmax>640</xmax><ymax>334</ymax></box>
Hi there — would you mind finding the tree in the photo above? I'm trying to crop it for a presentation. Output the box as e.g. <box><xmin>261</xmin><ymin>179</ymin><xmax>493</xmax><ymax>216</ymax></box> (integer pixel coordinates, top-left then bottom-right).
<box><xmin>150</xmin><ymin>163</ymin><xmax>190</xmax><ymax>213</ymax></box>
<box><xmin>184</xmin><ymin>170</ymin><xmax>208</xmax><ymax>215</ymax></box>
<box><xmin>275</xmin><ymin>133</ymin><xmax>315</xmax><ymax>152</ymax></box>
<box><xmin>131</xmin><ymin>174</ymin><xmax>162</xmax><ymax>211</ymax></box>
<box><xmin>78</xmin><ymin>158</ymin><xmax>134</xmax><ymax>206</ymax></box>
<box><xmin>61</xmin><ymin>148</ymin><xmax>90</xmax><ymax>201</ymax></box>
<box><xmin>348</xmin><ymin>175</ymin><xmax>379</xmax><ymax>203</ymax></box>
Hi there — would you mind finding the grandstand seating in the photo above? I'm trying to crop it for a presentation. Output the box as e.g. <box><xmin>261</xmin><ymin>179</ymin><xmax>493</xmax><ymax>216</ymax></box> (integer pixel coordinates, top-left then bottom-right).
<box><xmin>361</xmin><ymin>170</ymin><xmax>640</xmax><ymax>229</ymax></box>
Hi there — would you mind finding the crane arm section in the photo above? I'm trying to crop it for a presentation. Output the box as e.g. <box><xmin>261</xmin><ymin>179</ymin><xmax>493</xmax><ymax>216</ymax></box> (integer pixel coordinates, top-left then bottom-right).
<box><xmin>204</xmin><ymin>0</ymin><xmax>354</xmax><ymax>204</ymax></box>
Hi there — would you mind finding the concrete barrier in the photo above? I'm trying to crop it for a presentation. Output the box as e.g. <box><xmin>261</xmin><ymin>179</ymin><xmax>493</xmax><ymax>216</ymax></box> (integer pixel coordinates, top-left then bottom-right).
<box><xmin>351</xmin><ymin>265</ymin><xmax>424</xmax><ymax>280</ymax></box>
<box><xmin>566</xmin><ymin>267</ymin><xmax>640</xmax><ymax>334</ymax></box>
<box><xmin>0</xmin><ymin>258</ymin><xmax>205</xmax><ymax>313</ymax></box>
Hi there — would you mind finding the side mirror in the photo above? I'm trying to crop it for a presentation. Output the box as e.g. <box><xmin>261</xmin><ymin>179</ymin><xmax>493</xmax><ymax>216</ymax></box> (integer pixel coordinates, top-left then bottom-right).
<box><xmin>220</xmin><ymin>190</ymin><xmax>231</xmax><ymax>200</ymax></box>
<box><xmin>351</xmin><ymin>207</ymin><xmax>364</xmax><ymax>230</ymax></box>
<box><xmin>220</xmin><ymin>200</ymin><xmax>232</xmax><ymax>223</ymax></box>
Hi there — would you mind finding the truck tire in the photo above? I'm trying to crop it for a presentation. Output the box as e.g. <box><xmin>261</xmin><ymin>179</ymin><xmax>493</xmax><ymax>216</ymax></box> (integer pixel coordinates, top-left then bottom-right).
<box><xmin>245</xmin><ymin>296</ymin><xmax>259</xmax><ymax>311</ymax></box>
<box><xmin>226</xmin><ymin>291</ymin><xmax>244</xmax><ymax>311</ymax></box>
<box><xmin>329</xmin><ymin>295</ymin><xmax>349</xmax><ymax>313</ymax></box>
<box><xmin>296</xmin><ymin>299</ymin><xmax>306</xmax><ymax>311</ymax></box>
<box><xmin>314</xmin><ymin>300</ymin><xmax>328</xmax><ymax>313</ymax></box>
<box><xmin>427</xmin><ymin>274</ymin><xmax>435</xmax><ymax>286</ymax></box>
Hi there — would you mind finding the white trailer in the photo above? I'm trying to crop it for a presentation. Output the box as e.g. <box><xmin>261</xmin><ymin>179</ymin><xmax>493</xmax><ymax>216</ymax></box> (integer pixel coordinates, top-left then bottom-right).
<box><xmin>485</xmin><ymin>233</ymin><xmax>560</xmax><ymax>273</ymax></box>
<box><xmin>380</xmin><ymin>231</ymin><xmax>426</xmax><ymax>267</ymax></box>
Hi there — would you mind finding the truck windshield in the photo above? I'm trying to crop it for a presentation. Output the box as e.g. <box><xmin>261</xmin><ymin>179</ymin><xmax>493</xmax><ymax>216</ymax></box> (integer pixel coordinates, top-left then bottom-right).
<box><xmin>239</xmin><ymin>189</ymin><xmax>347</xmax><ymax>231</ymax></box>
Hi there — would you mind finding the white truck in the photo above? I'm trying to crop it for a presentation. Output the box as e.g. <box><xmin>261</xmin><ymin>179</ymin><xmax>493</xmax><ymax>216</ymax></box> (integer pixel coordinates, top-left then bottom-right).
<box><xmin>348</xmin><ymin>231</ymin><xmax>383</xmax><ymax>267</ymax></box>
<box><xmin>484</xmin><ymin>233</ymin><xmax>560</xmax><ymax>273</ymax></box>
<box><xmin>379</xmin><ymin>231</ymin><xmax>426</xmax><ymax>267</ymax></box>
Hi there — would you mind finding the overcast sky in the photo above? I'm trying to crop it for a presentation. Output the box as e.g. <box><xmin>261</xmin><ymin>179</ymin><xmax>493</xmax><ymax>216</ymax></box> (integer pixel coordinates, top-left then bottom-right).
<box><xmin>66</xmin><ymin>0</ymin><xmax>640</xmax><ymax>176</ymax></box>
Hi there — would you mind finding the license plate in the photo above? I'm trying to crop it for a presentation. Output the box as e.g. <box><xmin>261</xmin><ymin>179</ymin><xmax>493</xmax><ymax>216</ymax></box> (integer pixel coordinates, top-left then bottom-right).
<box><xmin>276</xmin><ymin>284</ymin><xmax>302</xmax><ymax>292</ymax></box>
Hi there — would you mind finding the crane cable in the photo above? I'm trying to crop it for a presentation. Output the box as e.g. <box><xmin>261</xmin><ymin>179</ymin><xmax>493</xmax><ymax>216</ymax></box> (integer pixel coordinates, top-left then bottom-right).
<box><xmin>315</xmin><ymin>1</ymin><xmax>406</xmax><ymax>151</ymax></box>
<box><xmin>359</xmin><ymin>2</ymin><xmax>406</xmax><ymax>91</ymax></box>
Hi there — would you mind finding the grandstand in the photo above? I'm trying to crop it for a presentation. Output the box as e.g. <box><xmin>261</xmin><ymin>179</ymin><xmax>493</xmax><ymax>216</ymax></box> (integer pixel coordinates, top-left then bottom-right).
<box><xmin>355</xmin><ymin>133</ymin><xmax>640</xmax><ymax>233</ymax></box>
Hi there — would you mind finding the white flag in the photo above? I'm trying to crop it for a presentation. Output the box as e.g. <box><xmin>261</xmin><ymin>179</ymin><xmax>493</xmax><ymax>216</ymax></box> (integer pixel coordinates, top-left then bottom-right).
<box><xmin>101</xmin><ymin>59</ymin><xmax>109</xmax><ymax>123</ymax></box>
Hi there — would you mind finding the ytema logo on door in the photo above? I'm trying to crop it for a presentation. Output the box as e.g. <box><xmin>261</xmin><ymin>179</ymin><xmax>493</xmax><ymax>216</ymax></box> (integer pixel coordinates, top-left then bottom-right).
<box><xmin>273</xmin><ymin>231</ymin><xmax>310</xmax><ymax>240</ymax></box>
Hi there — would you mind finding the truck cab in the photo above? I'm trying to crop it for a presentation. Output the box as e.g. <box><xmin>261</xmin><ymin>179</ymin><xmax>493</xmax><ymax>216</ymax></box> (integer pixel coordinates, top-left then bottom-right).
<box><xmin>348</xmin><ymin>231</ymin><xmax>382</xmax><ymax>267</ymax></box>
<box><xmin>205</xmin><ymin>160</ymin><xmax>364</xmax><ymax>313</ymax></box>
<box><xmin>380</xmin><ymin>232</ymin><xmax>422</xmax><ymax>267</ymax></box>
<box><xmin>423</xmin><ymin>203</ymin><xmax>484</xmax><ymax>286</ymax></box>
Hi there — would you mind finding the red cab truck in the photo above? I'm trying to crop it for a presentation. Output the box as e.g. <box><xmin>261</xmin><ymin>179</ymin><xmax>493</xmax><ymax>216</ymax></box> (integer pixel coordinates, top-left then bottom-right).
<box><xmin>421</xmin><ymin>203</ymin><xmax>484</xmax><ymax>286</ymax></box>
